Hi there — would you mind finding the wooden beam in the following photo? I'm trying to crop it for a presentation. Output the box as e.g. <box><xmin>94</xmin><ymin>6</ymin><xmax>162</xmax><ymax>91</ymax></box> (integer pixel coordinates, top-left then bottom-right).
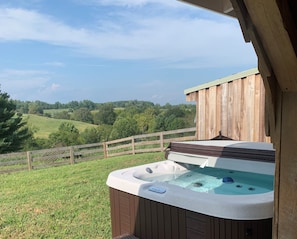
<box><xmin>277</xmin><ymin>93</ymin><xmax>297</xmax><ymax>238</ymax></box>
<box><xmin>230</xmin><ymin>0</ymin><xmax>280</xmax><ymax>144</ymax></box>
<box><xmin>230</xmin><ymin>1</ymin><xmax>297</xmax><ymax>238</ymax></box>
<box><xmin>245</xmin><ymin>0</ymin><xmax>297</xmax><ymax>91</ymax></box>
<box><xmin>276</xmin><ymin>0</ymin><xmax>297</xmax><ymax>57</ymax></box>
<box><xmin>179</xmin><ymin>0</ymin><xmax>237</xmax><ymax>17</ymax></box>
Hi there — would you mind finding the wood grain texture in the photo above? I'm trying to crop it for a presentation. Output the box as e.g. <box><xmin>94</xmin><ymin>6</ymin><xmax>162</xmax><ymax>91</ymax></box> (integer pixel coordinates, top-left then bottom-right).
<box><xmin>187</xmin><ymin>73</ymin><xmax>269</xmax><ymax>142</ymax></box>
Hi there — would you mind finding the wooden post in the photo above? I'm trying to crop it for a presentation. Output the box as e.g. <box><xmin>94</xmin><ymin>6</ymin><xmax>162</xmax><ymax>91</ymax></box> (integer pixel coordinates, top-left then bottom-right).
<box><xmin>160</xmin><ymin>132</ymin><xmax>164</xmax><ymax>151</ymax></box>
<box><xmin>27</xmin><ymin>151</ymin><xmax>33</xmax><ymax>171</ymax></box>
<box><xmin>131</xmin><ymin>136</ymin><xmax>135</xmax><ymax>155</ymax></box>
<box><xmin>103</xmin><ymin>142</ymin><xmax>107</xmax><ymax>159</ymax></box>
<box><xmin>69</xmin><ymin>147</ymin><xmax>75</xmax><ymax>164</ymax></box>
<box><xmin>274</xmin><ymin>92</ymin><xmax>297</xmax><ymax>239</ymax></box>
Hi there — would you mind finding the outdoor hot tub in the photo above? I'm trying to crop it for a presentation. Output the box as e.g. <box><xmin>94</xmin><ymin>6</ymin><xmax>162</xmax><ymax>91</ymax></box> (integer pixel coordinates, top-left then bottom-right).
<box><xmin>107</xmin><ymin>140</ymin><xmax>275</xmax><ymax>239</ymax></box>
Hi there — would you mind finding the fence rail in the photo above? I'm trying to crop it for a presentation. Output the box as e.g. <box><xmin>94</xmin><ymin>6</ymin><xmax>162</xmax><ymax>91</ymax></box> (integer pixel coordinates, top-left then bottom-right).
<box><xmin>0</xmin><ymin>127</ymin><xmax>196</xmax><ymax>174</ymax></box>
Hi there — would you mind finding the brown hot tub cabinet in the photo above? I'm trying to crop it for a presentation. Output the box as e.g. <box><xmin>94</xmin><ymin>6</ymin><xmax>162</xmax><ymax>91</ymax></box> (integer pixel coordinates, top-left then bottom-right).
<box><xmin>107</xmin><ymin>141</ymin><xmax>275</xmax><ymax>239</ymax></box>
<box><xmin>109</xmin><ymin>188</ymin><xmax>272</xmax><ymax>239</ymax></box>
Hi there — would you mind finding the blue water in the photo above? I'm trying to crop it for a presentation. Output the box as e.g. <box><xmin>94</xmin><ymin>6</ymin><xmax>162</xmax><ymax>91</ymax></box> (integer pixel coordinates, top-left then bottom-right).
<box><xmin>144</xmin><ymin>167</ymin><xmax>274</xmax><ymax>195</ymax></box>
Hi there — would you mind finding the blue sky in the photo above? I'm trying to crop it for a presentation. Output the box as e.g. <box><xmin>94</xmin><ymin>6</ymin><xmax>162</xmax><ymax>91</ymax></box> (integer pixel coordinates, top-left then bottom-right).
<box><xmin>0</xmin><ymin>0</ymin><xmax>257</xmax><ymax>105</ymax></box>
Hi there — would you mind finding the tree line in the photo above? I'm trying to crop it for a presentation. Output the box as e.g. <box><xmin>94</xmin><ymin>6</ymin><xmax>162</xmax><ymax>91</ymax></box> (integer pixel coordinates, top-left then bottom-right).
<box><xmin>1</xmin><ymin>90</ymin><xmax>196</xmax><ymax>153</ymax></box>
<box><xmin>13</xmin><ymin>99</ymin><xmax>155</xmax><ymax>116</ymax></box>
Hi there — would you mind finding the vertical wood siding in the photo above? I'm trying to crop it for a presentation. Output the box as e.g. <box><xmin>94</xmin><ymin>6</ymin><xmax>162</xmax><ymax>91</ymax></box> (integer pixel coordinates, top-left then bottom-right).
<box><xmin>109</xmin><ymin>188</ymin><xmax>272</xmax><ymax>239</ymax></box>
<box><xmin>187</xmin><ymin>74</ymin><xmax>270</xmax><ymax>142</ymax></box>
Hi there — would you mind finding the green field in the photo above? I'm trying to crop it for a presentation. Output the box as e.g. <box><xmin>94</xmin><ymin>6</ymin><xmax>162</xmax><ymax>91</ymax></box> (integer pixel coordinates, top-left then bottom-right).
<box><xmin>0</xmin><ymin>152</ymin><xmax>164</xmax><ymax>239</ymax></box>
<box><xmin>43</xmin><ymin>109</ymin><xmax>71</xmax><ymax>116</ymax></box>
<box><xmin>23</xmin><ymin>114</ymin><xmax>96</xmax><ymax>138</ymax></box>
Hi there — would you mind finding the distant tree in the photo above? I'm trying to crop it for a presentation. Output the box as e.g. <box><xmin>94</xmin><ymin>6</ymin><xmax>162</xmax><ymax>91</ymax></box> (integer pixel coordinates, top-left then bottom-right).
<box><xmin>71</xmin><ymin>108</ymin><xmax>93</xmax><ymax>123</ymax></box>
<box><xmin>164</xmin><ymin>104</ymin><xmax>185</xmax><ymax>118</ymax></box>
<box><xmin>124</xmin><ymin>100</ymin><xmax>154</xmax><ymax>110</ymax></box>
<box><xmin>153</xmin><ymin>105</ymin><xmax>187</xmax><ymax>131</ymax></box>
<box><xmin>22</xmin><ymin>136</ymin><xmax>51</xmax><ymax>150</ymax></box>
<box><xmin>80</xmin><ymin>125</ymin><xmax>113</xmax><ymax>144</ymax></box>
<box><xmin>164</xmin><ymin>115</ymin><xmax>186</xmax><ymax>130</ymax></box>
<box><xmin>0</xmin><ymin>90</ymin><xmax>32</xmax><ymax>153</ymax></box>
<box><xmin>135</xmin><ymin>107</ymin><xmax>157</xmax><ymax>133</ymax></box>
<box><xmin>182</xmin><ymin>104</ymin><xmax>196</xmax><ymax>127</ymax></box>
<box><xmin>14</xmin><ymin>100</ymin><xmax>30</xmax><ymax>114</ymax></box>
<box><xmin>80</xmin><ymin>100</ymin><xmax>96</xmax><ymax>110</ymax></box>
<box><xmin>53</xmin><ymin>101</ymin><xmax>63</xmax><ymax>109</ymax></box>
<box><xmin>153</xmin><ymin>114</ymin><xmax>166</xmax><ymax>131</ymax></box>
<box><xmin>80</xmin><ymin>127</ymin><xmax>101</xmax><ymax>144</ymax></box>
<box><xmin>96</xmin><ymin>124</ymin><xmax>112</xmax><ymax>142</ymax></box>
<box><xmin>67</xmin><ymin>100</ymin><xmax>80</xmax><ymax>110</ymax></box>
<box><xmin>53</xmin><ymin>111</ymin><xmax>70</xmax><ymax>120</ymax></box>
<box><xmin>28</xmin><ymin>101</ymin><xmax>44</xmax><ymax>115</ymax></box>
<box><xmin>49</xmin><ymin>122</ymin><xmax>81</xmax><ymax>147</ymax></box>
<box><xmin>34</xmin><ymin>138</ymin><xmax>51</xmax><ymax>149</ymax></box>
<box><xmin>122</xmin><ymin>105</ymin><xmax>140</xmax><ymax>116</ymax></box>
<box><xmin>110</xmin><ymin>117</ymin><xmax>139</xmax><ymax>140</ymax></box>
<box><xmin>93</xmin><ymin>103</ymin><xmax>116</xmax><ymax>125</ymax></box>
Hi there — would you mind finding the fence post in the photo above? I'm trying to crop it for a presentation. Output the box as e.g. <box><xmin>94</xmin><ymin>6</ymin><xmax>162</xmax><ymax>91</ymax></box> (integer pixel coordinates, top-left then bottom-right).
<box><xmin>27</xmin><ymin>151</ymin><xmax>33</xmax><ymax>171</ymax></box>
<box><xmin>103</xmin><ymin>142</ymin><xmax>107</xmax><ymax>159</ymax></box>
<box><xmin>131</xmin><ymin>136</ymin><xmax>135</xmax><ymax>155</ymax></box>
<box><xmin>69</xmin><ymin>147</ymin><xmax>75</xmax><ymax>164</ymax></box>
<box><xmin>160</xmin><ymin>132</ymin><xmax>164</xmax><ymax>151</ymax></box>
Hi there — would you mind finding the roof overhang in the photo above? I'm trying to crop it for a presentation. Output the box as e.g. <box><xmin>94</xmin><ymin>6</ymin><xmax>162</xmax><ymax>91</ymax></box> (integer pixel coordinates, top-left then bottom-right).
<box><xmin>180</xmin><ymin>0</ymin><xmax>297</xmax><ymax>92</ymax></box>
<box><xmin>179</xmin><ymin>0</ymin><xmax>236</xmax><ymax>17</ymax></box>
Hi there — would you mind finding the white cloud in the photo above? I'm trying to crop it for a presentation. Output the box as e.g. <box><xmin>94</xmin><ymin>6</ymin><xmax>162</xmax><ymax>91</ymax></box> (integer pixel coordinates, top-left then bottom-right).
<box><xmin>43</xmin><ymin>62</ymin><xmax>65</xmax><ymax>67</ymax></box>
<box><xmin>0</xmin><ymin>69</ymin><xmax>49</xmax><ymax>87</ymax></box>
<box><xmin>0</xmin><ymin>8</ymin><xmax>89</xmax><ymax>45</ymax></box>
<box><xmin>50</xmin><ymin>83</ymin><xmax>60</xmax><ymax>90</ymax></box>
<box><xmin>0</xmin><ymin>6</ymin><xmax>256</xmax><ymax>69</ymax></box>
<box><xmin>0</xmin><ymin>69</ymin><xmax>53</xmax><ymax>100</ymax></box>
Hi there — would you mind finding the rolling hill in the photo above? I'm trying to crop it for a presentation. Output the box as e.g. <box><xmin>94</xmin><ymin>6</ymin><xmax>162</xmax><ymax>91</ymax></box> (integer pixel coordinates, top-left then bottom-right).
<box><xmin>23</xmin><ymin>114</ymin><xmax>97</xmax><ymax>139</ymax></box>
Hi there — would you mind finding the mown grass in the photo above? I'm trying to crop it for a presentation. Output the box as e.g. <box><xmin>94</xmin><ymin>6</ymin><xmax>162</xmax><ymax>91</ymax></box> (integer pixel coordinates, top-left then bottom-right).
<box><xmin>23</xmin><ymin>114</ymin><xmax>96</xmax><ymax>138</ymax></box>
<box><xmin>0</xmin><ymin>152</ymin><xmax>164</xmax><ymax>239</ymax></box>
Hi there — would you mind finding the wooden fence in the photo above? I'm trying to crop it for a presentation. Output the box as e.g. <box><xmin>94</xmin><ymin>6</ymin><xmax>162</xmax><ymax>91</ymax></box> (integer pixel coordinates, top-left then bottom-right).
<box><xmin>0</xmin><ymin>127</ymin><xmax>196</xmax><ymax>174</ymax></box>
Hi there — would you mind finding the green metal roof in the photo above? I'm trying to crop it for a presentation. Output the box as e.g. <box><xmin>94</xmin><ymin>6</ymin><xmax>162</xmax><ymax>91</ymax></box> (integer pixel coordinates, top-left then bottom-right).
<box><xmin>184</xmin><ymin>68</ymin><xmax>259</xmax><ymax>95</ymax></box>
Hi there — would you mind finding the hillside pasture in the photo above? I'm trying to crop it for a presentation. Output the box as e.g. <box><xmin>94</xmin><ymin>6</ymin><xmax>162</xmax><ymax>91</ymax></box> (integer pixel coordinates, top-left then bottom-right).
<box><xmin>23</xmin><ymin>114</ymin><xmax>97</xmax><ymax>139</ymax></box>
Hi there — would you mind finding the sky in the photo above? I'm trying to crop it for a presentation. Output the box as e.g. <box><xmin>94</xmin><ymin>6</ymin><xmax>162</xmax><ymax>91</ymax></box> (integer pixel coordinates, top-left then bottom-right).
<box><xmin>0</xmin><ymin>0</ymin><xmax>257</xmax><ymax>105</ymax></box>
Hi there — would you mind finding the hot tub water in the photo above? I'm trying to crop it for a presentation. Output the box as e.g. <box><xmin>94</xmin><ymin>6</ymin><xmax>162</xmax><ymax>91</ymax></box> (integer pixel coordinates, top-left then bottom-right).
<box><xmin>135</xmin><ymin>166</ymin><xmax>273</xmax><ymax>195</ymax></box>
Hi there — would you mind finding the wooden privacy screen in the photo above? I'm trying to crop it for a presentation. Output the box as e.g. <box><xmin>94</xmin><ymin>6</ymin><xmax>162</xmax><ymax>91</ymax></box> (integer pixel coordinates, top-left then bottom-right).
<box><xmin>186</xmin><ymin>73</ymin><xmax>270</xmax><ymax>142</ymax></box>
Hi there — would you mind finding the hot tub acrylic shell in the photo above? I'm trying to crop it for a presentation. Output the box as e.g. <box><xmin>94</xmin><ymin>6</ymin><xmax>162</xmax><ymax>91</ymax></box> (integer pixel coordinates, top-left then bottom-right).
<box><xmin>106</xmin><ymin>140</ymin><xmax>275</xmax><ymax>239</ymax></box>
<box><xmin>107</xmin><ymin>160</ymin><xmax>274</xmax><ymax>220</ymax></box>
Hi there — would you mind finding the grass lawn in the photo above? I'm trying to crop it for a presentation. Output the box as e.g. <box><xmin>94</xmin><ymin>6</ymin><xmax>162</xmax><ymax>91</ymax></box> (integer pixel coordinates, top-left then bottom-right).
<box><xmin>0</xmin><ymin>152</ymin><xmax>164</xmax><ymax>239</ymax></box>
